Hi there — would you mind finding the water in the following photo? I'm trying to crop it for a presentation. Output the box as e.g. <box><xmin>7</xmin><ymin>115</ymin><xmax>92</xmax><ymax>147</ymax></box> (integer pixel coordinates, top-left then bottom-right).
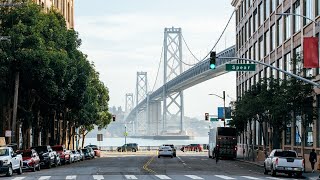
<box><xmin>81</xmin><ymin>137</ymin><xmax>209</xmax><ymax>147</ymax></box>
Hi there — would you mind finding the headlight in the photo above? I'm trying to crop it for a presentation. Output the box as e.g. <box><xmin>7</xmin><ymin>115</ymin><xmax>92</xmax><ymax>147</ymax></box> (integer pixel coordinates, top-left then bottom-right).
<box><xmin>3</xmin><ymin>160</ymin><xmax>9</xmax><ymax>165</ymax></box>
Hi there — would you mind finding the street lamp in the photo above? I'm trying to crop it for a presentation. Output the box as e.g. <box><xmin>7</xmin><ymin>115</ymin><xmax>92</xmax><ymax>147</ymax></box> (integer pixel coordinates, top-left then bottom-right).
<box><xmin>209</xmin><ymin>91</ymin><xmax>226</xmax><ymax>127</ymax></box>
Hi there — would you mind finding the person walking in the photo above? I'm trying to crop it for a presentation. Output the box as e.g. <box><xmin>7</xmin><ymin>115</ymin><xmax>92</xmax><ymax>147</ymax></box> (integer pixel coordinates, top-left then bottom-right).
<box><xmin>309</xmin><ymin>149</ymin><xmax>317</xmax><ymax>173</ymax></box>
<box><xmin>214</xmin><ymin>145</ymin><xmax>220</xmax><ymax>164</ymax></box>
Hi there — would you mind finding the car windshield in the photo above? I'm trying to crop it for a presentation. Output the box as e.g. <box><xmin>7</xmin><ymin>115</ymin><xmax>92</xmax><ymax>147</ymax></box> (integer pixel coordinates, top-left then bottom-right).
<box><xmin>82</xmin><ymin>149</ymin><xmax>88</xmax><ymax>153</ymax></box>
<box><xmin>33</xmin><ymin>146</ymin><xmax>48</xmax><ymax>153</ymax></box>
<box><xmin>0</xmin><ymin>149</ymin><xmax>9</xmax><ymax>156</ymax></box>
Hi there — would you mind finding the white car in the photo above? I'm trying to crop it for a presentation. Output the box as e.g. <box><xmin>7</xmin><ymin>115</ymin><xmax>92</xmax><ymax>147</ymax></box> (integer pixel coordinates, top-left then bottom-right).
<box><xmin>0</xmin><ymin>147</ymin><xmax>23</xmax><ymax>177</ymax></box>
<box><xmin>158</xmin><ymin>146</ymin><xmax>174</xmax><ymax>158</ymax></box>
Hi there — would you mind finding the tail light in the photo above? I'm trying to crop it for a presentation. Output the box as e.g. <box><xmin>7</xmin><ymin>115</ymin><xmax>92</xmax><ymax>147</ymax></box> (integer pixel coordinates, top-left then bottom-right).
<box><xmin>234</xmin><ymin>146</ymin><xmax>237</xmax><ymax>151</ymax></box>
<box><xmin>275</xmin><ymin>158</ymin><xmax>279</xmax><ymax>166</ymax></box>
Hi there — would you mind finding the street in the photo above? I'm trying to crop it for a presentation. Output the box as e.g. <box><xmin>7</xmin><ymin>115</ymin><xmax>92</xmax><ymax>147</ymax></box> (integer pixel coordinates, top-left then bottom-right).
<box><xmin>0</xmin><ymin>151</ymin><xmax>314</xmax><ymax>180</ymax></box>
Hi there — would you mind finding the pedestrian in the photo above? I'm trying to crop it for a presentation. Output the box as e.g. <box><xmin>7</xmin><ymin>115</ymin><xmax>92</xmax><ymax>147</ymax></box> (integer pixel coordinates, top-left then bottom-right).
<box><xmin>309</xmin><ymin>149</ymin><xmax>317</xmax><ymax>173</ymax></box>
<box><xmin>214</xmin><ymin>145</ymin><xmax>220</xmax><ymax>164</ymax></box>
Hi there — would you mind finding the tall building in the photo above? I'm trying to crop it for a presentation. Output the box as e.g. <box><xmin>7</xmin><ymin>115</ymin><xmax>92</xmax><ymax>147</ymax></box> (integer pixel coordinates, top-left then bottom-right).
<box><xmin>33</xmin><ymin>0</ymin><xmax>74</xmax><ymax>29</ymax></box>
<box><xmin>231</xmin><ymin>0</ymin><xmax>319</xmax><ymax>169</ymax></box>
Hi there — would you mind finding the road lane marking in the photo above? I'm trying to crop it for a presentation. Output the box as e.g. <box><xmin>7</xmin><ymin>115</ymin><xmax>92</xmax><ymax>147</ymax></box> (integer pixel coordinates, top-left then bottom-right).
<box><xmin>12</xmin><ymin>177</ymin><xmax>26</xmax><ymax>180</ymax></box>
<box><xmin>155</xmin><ymin>175</ymin><xmax>171</xmax><ymax>179</ymax></box>
<box><xmin>241</xmin><ymin>176</ymin><xmax>261</xmax><ymax>179</ymax></box>
<box><xmin>66</xmin><ymin>175</ymin><xmax>77</xmax><ymax>179</ymax></box>
<box><xmin>185</xmin><ymin>175</ymin><xmax>203</xmax><ymax>179</ymax></box>
<box><xmin>177</xmin><ymin>156</ymin><xmax>185</xmax><ymax>163</ymax></box>
<box><xmin>215</xmin><ymin>175</ymin><xmax>235</xmax><ymax>179</ymax></box>
<box><xmin>142</xmin><ymin>154</ymin><xmax>157</xmax><ymax>174</ymax></box>
<box><xmin>125</xmin><ymin>175</ymin><xmax>138</xmax><ymax>179</ymax></box>
<box><xmin>266</xmin><ymin>177</ymin><xmax>285</xmax><ymax>180</ymax></box>
<box><xmin>39</xmin><ymin>176</ymin><xmax>51</xmax><ymax>180</ymax></box>
<box><xmin>92</xmin><ymin>175</ymin><xmax>104</xmax><ymax>180</ymax></box>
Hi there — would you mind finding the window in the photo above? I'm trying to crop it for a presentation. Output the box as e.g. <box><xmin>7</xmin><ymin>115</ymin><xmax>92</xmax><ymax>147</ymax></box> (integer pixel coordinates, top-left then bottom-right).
<box><xmin>278</xmin><ymin>58</ymin><xmax>283</xmax><ymax>79</ymax></box>
<box><xmin>294</xmin><ymin>1</ymin><xmax>301</xmax><ymax>33</ymax></box>
<box><xmin>271</xmin><ymin>62</ymin><xmax>276</xmax><ymax>78</ymax></box>
<box><xmin>259</xmin><ymin>36</ymin><xmax>264</xmax><ymax>60</ymax></box>
<box><xmin>265</xmin><ymin>0</ymin><xmax>270</xmax><ymax>19</ymax></box>
<box><xmin>284</xmin><ymin>9</ymin><xmax>291</xmax><ymax>40</ymax></box>
<box><xmin>293</xmin><ymin>46</ymin><xmax>302</xmax><ymax>74</ymax></box>
<box><xmin>249</xmin><ymin>16</ymin><xmax>252</xmax><ymax>38</ymax></box>
<box><xmin>271</xmin><ymin>0</ymin><xmax>276</xmax><ymax>13</ymax></box>
<box><xmin>245</xmin><ymin>22</ymin><xmax>248</xmax><ymax>41</ymax></box>
<box><xmin>265</xmin><ymin>30</ymin><xmax>270</xmax><ymax>55</ymax></box>
<box><xmin>270</xmin><ymin>25</ymin><xmax>275</xmax><ymax>50</ymax></box>
<box><xmin>317</xmin><ymin>0</ymin><xmax>320</xmax><ymax>16</ymax></box>
<box><xmin>285</xmin><ymin>53</ymin><xmax>291</xmax><ymax>79</ymax></box>
<box><xmin>259</xmin><ymin>3</ymin><xmax>264</xmax><ymax>26</ymax></box>
<box><xmin>304</xmin><ymin>0</ymin><xmax>313</xmax><ymax>25</ymax></box>
<box><xmin>249</xmin><ymin>47</ymin><xmax>252</xmax><ymax>59</ymax></box>
<box><xmin>253</xmin><ymin>10</ymin><xmax>258</xmax><ymax>32</ymax></box>
<box><xmin>277</xmin><ymin>0</ymin><xmax>283</xmax><ymax>6</ymax></box>
<box><xmin>277</xmin><ymin>17</ymin><xmax>283</xmax><ymax>46</ymax></box>
<box><xmin>255</xmin><ymin>42</ymin><xmax>258</xmax><ymax>60</ymax></box>
<box><xmin>285</xmin><ymin>124</ymin><xmax>291</xmax><ymax>145</ymax></box>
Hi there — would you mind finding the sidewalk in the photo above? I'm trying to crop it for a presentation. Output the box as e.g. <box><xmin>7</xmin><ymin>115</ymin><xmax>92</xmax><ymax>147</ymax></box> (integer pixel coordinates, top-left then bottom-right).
<box><xmin>236</xmin><ymin>158</ymin><xmax>320</xmax><ymax>180</ymax></box>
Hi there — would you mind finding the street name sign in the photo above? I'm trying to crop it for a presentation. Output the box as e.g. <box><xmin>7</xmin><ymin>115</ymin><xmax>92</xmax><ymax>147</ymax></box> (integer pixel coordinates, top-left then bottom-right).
<box><xmin>226</xmin><ymin>64</ymin><xmax>256</xmax><ymax>71</ymax></box>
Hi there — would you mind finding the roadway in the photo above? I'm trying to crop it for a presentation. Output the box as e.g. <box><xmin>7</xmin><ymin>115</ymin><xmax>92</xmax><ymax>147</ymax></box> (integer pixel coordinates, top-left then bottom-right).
<box><xmin>0</xmin><ymin>151</ymin><xmax>316</xmax><ymax>180</ymax></box>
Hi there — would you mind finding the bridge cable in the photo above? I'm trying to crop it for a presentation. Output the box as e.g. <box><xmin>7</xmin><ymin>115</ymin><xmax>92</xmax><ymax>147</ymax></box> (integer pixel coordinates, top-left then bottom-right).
<box><xmin>151</xmin><ymin>43</ymin><xmax>164</xmax><ymax>92</ymax></box>
<box><xmin>178</xmin><ymin>10</ymin><xmax>235</xmax><ymax>66</ymax></box>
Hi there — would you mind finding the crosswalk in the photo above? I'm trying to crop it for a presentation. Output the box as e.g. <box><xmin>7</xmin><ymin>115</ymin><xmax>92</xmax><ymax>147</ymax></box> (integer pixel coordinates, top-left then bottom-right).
<box><xmin>6</xmin><ymin>175</ymin><xmax>300</xmax><ymax>180</ymax></box>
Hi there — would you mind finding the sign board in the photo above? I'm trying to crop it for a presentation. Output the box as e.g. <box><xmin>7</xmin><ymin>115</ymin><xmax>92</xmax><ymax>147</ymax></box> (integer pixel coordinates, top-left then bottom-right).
<box><xmin>218</xmin><ymin>107</ymin><xmax>224</xmax><ymax>119</ymax></box>
<box><xmin>226</xmin><ymin>64</ymin><xmax>256</xmax><ymax>71</ymax></box>
<box><xmin>124</xmin><ymin>132</ymin><xmax>128</xmax><ymax>137</ymax></box>
<box><xmin>210</xmin><ymin>117</ymin><xmax>218</xmax><ymax>122</ymax></box>
<box><xmin>0</xmin><ymin>137</ymin><xmax>5</xmax><ymax>146</ymax></box>
<box><xmin>97</xmin><ymin>134</ymin><xmax>103</xmax><ymax>141</ymax></box>
<box><xmin>5</xmin><ymin>130</ymin><xmax>11</xmax><ymax>137</ymax></box>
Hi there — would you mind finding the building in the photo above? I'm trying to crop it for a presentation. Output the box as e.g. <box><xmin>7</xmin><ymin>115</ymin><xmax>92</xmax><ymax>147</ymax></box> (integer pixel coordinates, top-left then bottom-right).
<box><xmin>33</xmin><ymin>0</ymin><xmax>74</xmax><ymax>29</ymax></box>
<box><xmin>231</xmin><ymin>0</ymin><xmax>320</xmax><ymax>170</ymax></box>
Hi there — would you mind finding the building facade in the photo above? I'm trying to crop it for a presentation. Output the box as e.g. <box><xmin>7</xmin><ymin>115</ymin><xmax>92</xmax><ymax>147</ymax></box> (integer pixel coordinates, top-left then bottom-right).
<box><xmin>231</xmin><ymin>0</ymin><xmax>320</xmax><ymax>169</ymax></box>
<box><xmin>33</xmin><ymin>0</ymin><xmax>74</xmax><ymax>29</ymax></box>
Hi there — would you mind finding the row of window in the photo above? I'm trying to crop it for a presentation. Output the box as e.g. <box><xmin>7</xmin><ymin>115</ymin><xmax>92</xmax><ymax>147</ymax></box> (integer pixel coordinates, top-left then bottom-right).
<box><xmin>236</xmin><ymin>0</ymin><xmax>319</xmax><ymax>52</ymax></box>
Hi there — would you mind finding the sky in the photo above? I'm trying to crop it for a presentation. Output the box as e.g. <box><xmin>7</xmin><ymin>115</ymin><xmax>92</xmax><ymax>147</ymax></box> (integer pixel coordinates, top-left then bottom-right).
<box><xmin>74</xmin><ymin>0</ymin><xmax>237</xmax><ymax>118</ymax></box>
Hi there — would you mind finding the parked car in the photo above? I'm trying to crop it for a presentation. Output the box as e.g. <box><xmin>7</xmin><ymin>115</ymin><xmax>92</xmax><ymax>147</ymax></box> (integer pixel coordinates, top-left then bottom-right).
<box><xmin>158</xmin><ymin>146</ymin><xmax>174</xmax><ymax>158</ymax></box>
<box><xmin>117</xmin><ymin>143</ymin><xmax>139</xmax><ymax>152</ymax></box>
<box><xmin>264</xmin><ymin>149</ymin><xmax>304</xmax><ymax>177</ymax></box>
<box><xmin>51</xmin><ymin>145</ymin><xmax>70</xmax><ymax>164</ymax></box>
<box><xmin>82</xmin><ymin>148</ymin><xmax>93</xmax><ymax>159</ymax></box>
<box><xmin>180</xmin><ymin>144</ymin><xmax>202</xmax><ymax>152</ymax></box>
<box><xmin>72</xmin><ymin>150</ymin><xmax>80</xmax><ymax>162</ymax></box>
<box><xmin>86</xmin><ymin>147</ymin><xmax>95</xmax><ymax>158</ymax></box>
<box><xmin>0</xmin><ymin>147</ymin><xmax>23</xmax><ymax>177</ymax></box>
<box><xmin>162</xmin><ymin>144</ymin><xmax>176</xmax><ymax>157</ymax></box>
<box><xmin>65</xmin><ymin>150</ymin><xmax>75</xmax><ymax>163</ymax></box>
<box><xmin>77</xmin><ymin>149</ymin><xmax>85</xmax><ymax>161</ymax></box>
<box><xmin>19</xmin><ymin>149</ymin><xmax>41</xmax><ymax>172</ymax></box>
<box><xmin>31</xmin><ymin>145</ymin><xmax>58</xmax><ymax>168</ymax></box>
<box><xmin>85</xmin><ymin>145</ymin><xmax>101</xmax><ymax>157</ymax></box>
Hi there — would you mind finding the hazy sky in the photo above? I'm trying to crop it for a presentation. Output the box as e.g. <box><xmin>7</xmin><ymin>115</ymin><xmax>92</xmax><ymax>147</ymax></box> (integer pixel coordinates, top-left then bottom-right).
<box><xmin>75</xmin><ymin>0</ymin><xmax>237</xmax><ymax>118</ymax></box>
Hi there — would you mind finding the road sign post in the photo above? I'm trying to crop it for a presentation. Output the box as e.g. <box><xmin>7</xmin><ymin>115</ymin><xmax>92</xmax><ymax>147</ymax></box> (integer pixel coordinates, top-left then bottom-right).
<box><xmin>226</xmin><ymin>64</ymin><xmax>256</xmax><ymax>71</ymax></box>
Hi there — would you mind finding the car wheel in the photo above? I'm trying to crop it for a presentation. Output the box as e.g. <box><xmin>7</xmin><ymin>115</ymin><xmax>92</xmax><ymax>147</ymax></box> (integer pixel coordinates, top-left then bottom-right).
<box><xmin>295</xmin><ymin>172</ymin><xmax>302</xmax><ymax>178</ymax></box>
<box><xmin>263</xmin><ymin>164</ymin><xmax>268</xmax><ymax>175</ymax></box>
<box><xmin>6</xmin><ymin>164</ymin><xmax>13</xmax><ymax>177</ymax></box>
<box><xmin>32</xmin><ymin>165</ymin><xmax>36</xmax><ymax>172</ymax></box>
<box><xmin>37</xmin><ymin>164</ymin><xmax>41</xmax><ymax>171</ymax></box>
<box><xmin>17</xmin><ymin>165</ymin><xmax>22</xmax><ymax>175</ymax></box>
<box><xmin>171</xmin><ymin>156</ymin><xmax>173</xmax><ymax>158</ymax></box>
<box><xmin>271</xmin><ymin>166</ymin><xmax>276</xmax><ymax>177</ymax></box>
<box><xmin>132</xmin><ymin>148</ymin><xmax>136</xmax><ymax>152</ymax></box>
<box><xmin>47</xmin><ymin>162</ymin><xmax>51</xmax><ymax>169</ymax></box>
<box><xmin>158</xmin><ymin>156</ymin><xmax>160</xmax><ymax>158</ymax></box>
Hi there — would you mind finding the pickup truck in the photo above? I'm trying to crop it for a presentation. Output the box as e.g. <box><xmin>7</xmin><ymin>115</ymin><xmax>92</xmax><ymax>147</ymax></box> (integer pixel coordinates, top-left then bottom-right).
<box><xmin>264</xmin><ymin>149</ymin><xmax>304</xmax><ymax>177</ymax></box>
<box><xmin>0</xmin><ymin>147</ymin><xmax>23</xmax><ymax>177</ymax></box>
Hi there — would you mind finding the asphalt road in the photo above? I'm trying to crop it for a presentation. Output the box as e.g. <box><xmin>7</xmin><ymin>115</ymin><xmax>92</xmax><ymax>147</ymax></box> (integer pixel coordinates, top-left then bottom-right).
<box><xmin>0</xmin><ymin>151</ymin><xmax>313</xmax><ymax>180</ymax></box>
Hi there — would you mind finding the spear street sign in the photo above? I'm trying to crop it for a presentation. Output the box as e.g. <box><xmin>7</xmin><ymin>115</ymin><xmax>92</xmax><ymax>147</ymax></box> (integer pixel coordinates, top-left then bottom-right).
<box><xmin>124</xmin><ymin>132</ymin><xmax>128</xmax><ymax>137</ymax></box>
<box><xmin>226</xmin><ymin>64</ymin><xmax>256</xmax><ymax>71</ymax></box>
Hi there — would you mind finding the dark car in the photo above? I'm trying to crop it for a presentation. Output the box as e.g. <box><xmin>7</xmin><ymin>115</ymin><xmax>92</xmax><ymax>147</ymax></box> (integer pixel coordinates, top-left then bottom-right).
<box><xmin>163</xmin><ymin>144</ymin><xmax>176</xmax><ymax>157</ymax></box>
<box><xmin>19</xmin><ymin>149</ymin><xmax>41</xmax><ymax>172</ymax></box>
<box><xmin>31</xmin><ymin>145</ymin><xmax>58</xmax><ymax>168</ymax></box>
<box><xmin>85</xmin><ymin>145</ymin><xmax>101</xmax><ymax>157</ymax></box>
<box><xmin>117</xmin><ymin>143</ymin><xmax>139</xmax><ymax>152</ymax></box>
<box><xmin>82</xmin><ymin>148</ymin><xmax>94</xmax><ymax>159</ymax></box>
<box><xmin>51</xmin><ymin>145</ymin><xmax>70</xmax><ymax>164</ymax></box>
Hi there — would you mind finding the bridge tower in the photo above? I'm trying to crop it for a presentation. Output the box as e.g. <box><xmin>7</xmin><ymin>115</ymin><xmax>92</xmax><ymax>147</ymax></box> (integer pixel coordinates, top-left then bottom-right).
<box><xmin>135</xmin><ymin>72</ymin><xmax>148</xmax><ymax>135</ymax></box>
<box><xmin>162</xmin><ymin>27</ymin><xmax>185</xmax><ymax>135</ymax></box>
<box><xmin>125</xmin><ymin>93</ymin><xmax>134</xmax><ymax>113</ymax></box>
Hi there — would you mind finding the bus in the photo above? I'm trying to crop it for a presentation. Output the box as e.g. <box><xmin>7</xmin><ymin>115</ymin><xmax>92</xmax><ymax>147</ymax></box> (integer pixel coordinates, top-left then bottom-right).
<box><xmin>208</xmin><ymin>127</ymin><xmax>237</xmax><ymax>159</ymax></box>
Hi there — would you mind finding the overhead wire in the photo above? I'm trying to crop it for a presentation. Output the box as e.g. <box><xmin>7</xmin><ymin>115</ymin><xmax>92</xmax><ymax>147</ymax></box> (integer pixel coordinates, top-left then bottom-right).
<box><xmin>151</xmin><ymin>42</ymin><xmax>164</xmax><ymax>92</ymax></box>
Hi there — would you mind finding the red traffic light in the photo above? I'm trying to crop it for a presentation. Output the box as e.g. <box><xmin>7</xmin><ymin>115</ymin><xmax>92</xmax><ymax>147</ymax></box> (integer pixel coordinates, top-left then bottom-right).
<box><xmin>205</xmin><ymin>113</ymin><xmax>209</xmax><ymax>121</ymax></box>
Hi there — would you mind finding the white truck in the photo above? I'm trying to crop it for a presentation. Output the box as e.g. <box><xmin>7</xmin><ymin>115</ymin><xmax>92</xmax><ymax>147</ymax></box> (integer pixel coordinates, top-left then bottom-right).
<box><xmin>264</xmin><ymin>149</ymin><xmax>304</xmax><ymax>177</ymax></box>
<box><xmin>0</xmin><ymin>147</ymin><xmax>23</xmax><ymax>177</ymax></box>
<box><xmin>208</xmin><ymin>128</ymin><xmax>216</xmax><ymax>158</ymax></box>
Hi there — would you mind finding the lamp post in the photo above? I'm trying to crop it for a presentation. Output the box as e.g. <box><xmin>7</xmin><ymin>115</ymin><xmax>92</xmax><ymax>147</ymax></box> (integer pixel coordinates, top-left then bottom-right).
<box><xmin>209</xmin><ymin>91</ymin><xmax>226</xmax><ymax>127</ymax></box>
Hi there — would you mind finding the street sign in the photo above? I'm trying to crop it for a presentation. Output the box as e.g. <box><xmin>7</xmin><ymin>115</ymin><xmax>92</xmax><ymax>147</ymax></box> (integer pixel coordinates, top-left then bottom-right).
<box><xmin>226</xmin><ymin>64</ymin><xmax>256</xmax><ymax>71</ymax></box>
<box><xmin>5</xmin><ymin>130</ymin><xmax>11</xmax><ymax>137</ymax></box>
<box><xmin>124</xmin><ymin>132</ymin><xmax>128</xmax><ymax>137</ymax></box>
<box><xmin>210</xmin><ymin>117</ymin><xmax>218</xmax><ymax>122</ymax></box>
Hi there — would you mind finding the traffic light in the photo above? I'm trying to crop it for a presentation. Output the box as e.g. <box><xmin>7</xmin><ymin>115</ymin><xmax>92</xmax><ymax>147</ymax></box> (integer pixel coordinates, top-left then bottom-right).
<box><xmin>210</xmin><ymin>51</ymin><xmax>216</xmax><ymax>69</ymax></box>
<box><xmin>205</xmin><ymin>113</ymin><xmax>209</xmax><ymax>121</ymax></box>
<box><xmin>112</xmin><ymin>115</ymin><xmax>116</xmax><ymax>121</ymax></box>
